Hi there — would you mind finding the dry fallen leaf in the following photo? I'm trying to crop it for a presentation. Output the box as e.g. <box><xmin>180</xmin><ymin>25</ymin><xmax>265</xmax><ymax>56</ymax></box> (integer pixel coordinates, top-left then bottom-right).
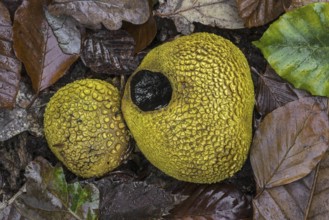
<box><xmin>167</xmin><ymin>183</ymin><xmax>252</xmax><ymax>219</ymax></box>
<box><xmin>251</xmin><ymin>97</ymin><xmax>329</xmax><ymax>189</ymax></box>
<box><xmin>253</xmin><ymin>151</ymin><xmax>329</xmax><ymax>219</ymax></box>
<box><xmin>156</xmin><ymin>0</ymin><xmax>244</xmax><ymax>34</ymax></box>
<box><xmin>236</xmin><ymin>0</ymin><xmax>291</xmax><ymax>28</ymax></box>
<box><xmin>122</xmin><ymin>0</ymin><xmax>157</xmax><ymax>54</ymax></box>
<box><xmin>0</xmin><ymin>2</ymin><xmax>21</xmax><ymax>109</ymax></box>
<box><xmin>48</xmin><ymin>0</ymin><xmax>150</xmax><ymax>30</ymax></box>
<box><xmin>287</xmin><ymin>0</ymin><xmax>329</xmax><ymax>10</ymax></box>
<box><xmin>45</xmin><ymin>10</ymin><xmax>81</xmax><ymax>55</ymax></box>
<box><xmin>256</xmin><ymin>66</ymin><xmax>310</xmax><ymax>116</ymax></box>
<box><xmin>13</xmin><ymin>0</ymin><xmax>79</xmax><ymax>93</ymax></box>
<box><xmin>81</xmin><ymin>29</ymin><xmax>145</xmax><ymax>75</ymax></box>
<box><xmin>13</xmin><ymin>0</ymin><xmax>78</xmax><ymax>93</ymax></box>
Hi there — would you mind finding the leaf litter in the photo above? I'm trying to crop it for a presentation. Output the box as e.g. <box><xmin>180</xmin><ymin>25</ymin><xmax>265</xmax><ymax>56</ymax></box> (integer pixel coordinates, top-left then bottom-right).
<box><xmin>251</xmin><ymin>97</ymin><xmax>329</xmax><ymax>189</ymax></box>
<box><xmin>1</xmin><ymin>0</ymin><xmax>329</xmax><ymax>219</ymax></box>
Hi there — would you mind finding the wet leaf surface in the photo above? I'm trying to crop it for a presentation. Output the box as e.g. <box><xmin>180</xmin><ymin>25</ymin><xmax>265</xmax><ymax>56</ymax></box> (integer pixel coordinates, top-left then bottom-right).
<box><xmin>13</xmin><ymin>157</ymin><xmax>99</xmax><ymax>220</ymax></box>
<box><xmin>156</xmin><ymin>0</ymin><xmax>244</xmax><ymax>34</ymax></box>
<box><xmin>44</xmin><ymin>10</ymin><xmax>81</xmax><ymax>55</ymax></box>
<box><xmin>81</xmin><ymin>29</ymin><xmax>145</xmax><ymax>75</ymax></box>
<box><xmin>123</xmin><ymin>16</ymin><xmax>157</xmax><ymax>54</ymax></box>
<box><xmin>256</xmin><ymin>66</ymin><xmax>310</xmax><ymax>116</ymax></box>
<box><xmin>253</xmin><ymin>2</ymin><xmax>329</xmax><ymax>97</ymax></box>
<box><xmin>13</xmin><ymin>0</ymin><xmax>79</xmax><ymax>93</ymax></box>
<box><xmin>97</xmin><ymin>177</ymin><xmax>182</xmax><ymax>219</ymax></box>
<box><xmin>287</xmin><ymin>0</ymin><xmax>329</xmax><ymax>10</ymax></box>
<box><xmin>0</xmin><ymin>2</ymin><xmax>21</xmax><ymax>109</ymax></box>
<box><xmin>48</xmin><ymin>0</ymin><xmax>150</xmax><ymax>30</ymax></box>
<box><xmin>0</xmin><ymin>79</ymin><xmax>43</xmax><ymax>141</ymax></box>
<box><xmin>167</xmin><ymin>183</ymin><xmax>252</xmax><ymax>219</ymax></box>
<box><xmin>254</xmin><ymin>151</ymin><xmax>329</xmax><ymax>219</ymax></box>
<box><xmin>0</xmin><ymin>133</ymin><xmax>31</xmax><ymax>191</ymax></box>
<box><xmin>236</xmin><ymin>0</ymin><xmax>291</xmax><ymax>28</ymax></box>
<box><xmin>251</xmin><ymin>97</ymin><xmax>329</xmax><ymax>189</ymax></box>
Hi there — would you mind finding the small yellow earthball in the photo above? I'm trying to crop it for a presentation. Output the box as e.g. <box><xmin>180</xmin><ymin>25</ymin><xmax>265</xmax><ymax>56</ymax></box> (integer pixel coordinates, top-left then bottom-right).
<box><xmin>44</xmin><ymin>79</ymin><xmax>129</xmax><ymax>178</ymax></box>
<box><xmin>121</xmin><ymin>33</ymin><xmax>254</xmax><ymax>183</ymax></box>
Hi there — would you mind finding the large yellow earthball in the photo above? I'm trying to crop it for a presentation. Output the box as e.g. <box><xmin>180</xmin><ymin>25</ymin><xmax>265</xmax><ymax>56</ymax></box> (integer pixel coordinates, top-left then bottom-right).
<box><xmin>121</xmin><ymin>33</ymin><xmax>254</xmax><ymax>183</ymax></box>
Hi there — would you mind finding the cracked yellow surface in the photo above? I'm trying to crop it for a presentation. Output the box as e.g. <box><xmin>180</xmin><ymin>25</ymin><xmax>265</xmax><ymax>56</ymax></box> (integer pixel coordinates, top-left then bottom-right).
<box><xmin>44</xmin><ymin>79</ymin><xmax>129</xmax><ymax>178</ymax></box>
<box><xmin>122</xmin><ymin>33</ymin><xmax>254</xmax><ymax>183</ymax></box>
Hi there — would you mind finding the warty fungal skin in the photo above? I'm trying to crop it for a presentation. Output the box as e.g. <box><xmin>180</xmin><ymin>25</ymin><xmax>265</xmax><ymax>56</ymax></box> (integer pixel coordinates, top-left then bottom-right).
<box><xmin>122</xmin><ymin>33</ymin><xmax>254</xmax><ymax>183</ymax></box>
<box><xmin>44</xmin><ymin>79</ymin><xmax>129</xmax><ymax>178</ymax></box>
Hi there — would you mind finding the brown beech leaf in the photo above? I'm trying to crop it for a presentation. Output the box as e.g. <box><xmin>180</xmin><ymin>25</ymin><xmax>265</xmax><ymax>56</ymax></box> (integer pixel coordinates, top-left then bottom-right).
<box><xmin>122</xmin><ymin>0</ymin><xmax>157</xmax><ymax>54</ymax></box>
<box><xmin>81</xmin><ymin>29</ymin><xmax>145</xmax><ymax>75</ymax></box>
<box><xmin>236</xmin><ymin>0</ymin><xmax>291</xmax><ymax>28</ymax></box>
<box><xmin>256</xmin><ymin>66</ymin><xmax>310</xmax><ymax>116</ymax></box>
<box><xmin>251</xmin><ymin>97</ymin><xmax>329</xmax><ymax>189</ymax></box>
<box><xmin>287</xmin><ymin>0</ymin><xmax>329</xmax><ymax>10</ymax></box>
<box><xmin>167</xmin><ymin>183</ymin><xmax>252</xmax><ymax>219</ymax></box>
<box><xmin>13</xmin><ymin>0</ymin><xmax>79</xmax><ymax>93</ymax></box>
<box><xmin>157</xmin><ymin>0</ymin><xmax>244</xmax><ymax>34</ymax></box>
<box><xmin>253</xmin><ymin>151</ymin><xmax>329</xmax><ymax>219</ymax></box>
<box><xmin>0</xmin><ymin>2</ymin><xmax>21</xmax><ymax>109</ymax></box>
<box><xmin>48</xmin><ymin>0</ymin><xmax>150</xmax><ymax>30</ymax></box>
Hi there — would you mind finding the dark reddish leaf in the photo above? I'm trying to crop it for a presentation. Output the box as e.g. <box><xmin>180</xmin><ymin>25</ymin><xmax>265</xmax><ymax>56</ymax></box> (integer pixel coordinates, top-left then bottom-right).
<box><xmin>0</xmin><ymin>133</ymin><xmax>31</xmax><ymax>190</ymax></box>
<box><xmin>256</xmin><ymin>66</ymin><xmax>309</xmax><ymax>116</ymax></box>
<box><xmin>122</xmin><ymin>0</ymin><xmax>157</xmax><ymax>54</ymax></box>
<box><xmin>167</xmin><ymin>183</ymin><xmax>252</xmax><ymax>219</ymax></box>
<box><xmin>253</xmin><ymin>151</ymin><xmax>329</xmax><ymax>219</ymax></box>
<box><xmin>48</xmin><ymin>0</ymin><xmax>150</xmax><ymax>30</ymax></box>
<box><xmin>287</xmin><ymin>0</ymin><xmax>329</xmax><ymax>10</ymax></box>
<box><xmin>253</xmin><ymin>170</ymin><xmax>315</xmax><ymax>219</ymax></box>
<box><xmin>0</xmin><ymin>2</ymin><xmax>21</xmax><ymax>109</ymax></box>
<box><xmin>236</xmin><ymin>0</ymin><xmax>291</xmax><ymax>28</ymax></box>
<box><xmin>81</xmin><ymin>29</ymin><xmax>145</xmax><ymax>75</ymax></box>
<box><xmin>13</xmin><ymin>0</ymin><xmax>78</xmax><ymax>93</ymax></box>
<box><xmin>97</xmin><ymin>179</ymin><xmax>179</xmax><ymax>219</ymax></box>
<box><xmin>251</xmin><ymin>97</ymin><xmax>329</xmax><ymax>189</ymax></box>
<box><xmin>1</xmin><ymin>0</ymin><xmax>22</xmax><ymax>20</ymax></box>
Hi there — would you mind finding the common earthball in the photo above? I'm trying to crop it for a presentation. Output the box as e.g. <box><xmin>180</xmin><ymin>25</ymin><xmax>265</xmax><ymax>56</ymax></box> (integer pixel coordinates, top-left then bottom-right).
<box><xmin>121</xmin><ymin>33</ymin><xmax>254</xmax><ymax>183</ymax></box>
<box><xmin>44</xmin><ymin>79</ymin><xmax>129</xmax><ymax>178</ymax></box>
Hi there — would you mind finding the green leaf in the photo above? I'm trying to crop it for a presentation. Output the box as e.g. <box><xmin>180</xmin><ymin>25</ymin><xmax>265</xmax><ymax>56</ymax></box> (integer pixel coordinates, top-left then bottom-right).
<box><xmin>253</xmin><ymin>2</ymin><xmax>329</xmax><ymax>97</ymax></box>
<box><xmin>14</xmin><ymin>157</ymin><xmax>99</xmax><ymax>220</ymax></box>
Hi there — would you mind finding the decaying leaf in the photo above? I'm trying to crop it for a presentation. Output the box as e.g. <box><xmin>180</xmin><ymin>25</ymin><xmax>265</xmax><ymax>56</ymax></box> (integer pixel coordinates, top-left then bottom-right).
<box><xmin>253</xmin><ymin>2</ymin><xmax>329</xmax><ymax>97</ymax></box>
<box><xmin>0</xmin><ymin>133</ymin><xmax>31</xmax><ymax>190</ymax></box>
<box><xmin>167</xmin><ymin>183</ymin><xmax>252</xmax><ymax>219</ymax></box>
<box><xmin>156</xmin><ymin>0</ymin><xmax>244</xmax><ymax>35</ymax></box>
<box><xmin>256</xmin><ymin>66</ymin><xmax>309</xmax><ymax>116</ymax></box>
<box><xmin>251</xmin><ymin>97</ymin><xmax>329</xmax><ymax>189</ymax></box>
<box><xmin>97</xmin><ymin>179</ymin><xmax>180</xmax><ymax>219</ymax></box>
<box><xmin>13</xmin><ymin>157</ymin><xmax>99</xmax><ymax>220</ymax></box>
<box><xmin>236</xmin><ymin>0</ymin><xmax>291</xmax><ymax>28</ymax></box>
<box><xmin>122</xmin><ymin>0</ymin><xmax>157</xmax><ymax>54</ymax></box>
<box><xmin>0</xmin><ymin>81</ymin><xmax>43</xmax><ymax>142</ymax></box>
<box><xmin>253</xmin><ymin>170</ymin><xmax>316</xmax><ymax>219</ymax></box>
<box><xmin>48</xmin><ymin>0</ymin><xmax>150</xmax><ymax>30</ymax></box>
<box><xmin>254</xmin><ymin>151</ymin><xmax>329</xmax><ymax>219</ymax></box>
<box><xmin>287</xmin><ymin>0</ymin><xmax>329</xmax><ymax>10</ymax></box>
<box><xmin>81</xmin><ymin>29</ymin><xmax>145</xmax><ymax>75</ymax></box>
<box><xmin>44</xmin><ymin>10</ymin><xmax>81</xmax><ymax>55</ymax></box>
<box><xmin>0</xmin><ymin>2</ymin><xmax>21</xmax><ymax>109</ymax></box>
<box><xmin>13</xmin><ymin>0</ymin><xmax>79</xmax><ymax>93</ymax></box>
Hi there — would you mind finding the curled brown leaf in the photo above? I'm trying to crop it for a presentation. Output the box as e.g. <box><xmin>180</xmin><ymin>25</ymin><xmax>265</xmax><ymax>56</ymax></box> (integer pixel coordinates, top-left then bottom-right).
<box><xmin>236</xmin><ymin>0</ymin><xmax>291</xmax><ymax>27</ymax></box>
<box><xmin>251</xmin><ymin>97</ymin><xmax>329</xmax><ymax>189</ymax></box>
<box><xmin>0</xmin><ymin>2</ymin><xmax>21</xmax><ymax>109</ymax></box>
<box><xmin>13</xmin><ymin>0</ymin><xmax>79</xmax><ymax>93</ymax></box>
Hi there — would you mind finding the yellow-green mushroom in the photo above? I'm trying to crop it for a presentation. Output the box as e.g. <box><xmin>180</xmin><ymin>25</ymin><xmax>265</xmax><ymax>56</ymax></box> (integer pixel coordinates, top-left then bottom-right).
<box><xmin>44</xmin><ymin>79</ymin><xmax>129</xmax><ymax>178</ymax></box>
<box><xmin>122</xmin><ymin>33</ymin><xmax>254</xmax><ymax>183</ymax></box>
